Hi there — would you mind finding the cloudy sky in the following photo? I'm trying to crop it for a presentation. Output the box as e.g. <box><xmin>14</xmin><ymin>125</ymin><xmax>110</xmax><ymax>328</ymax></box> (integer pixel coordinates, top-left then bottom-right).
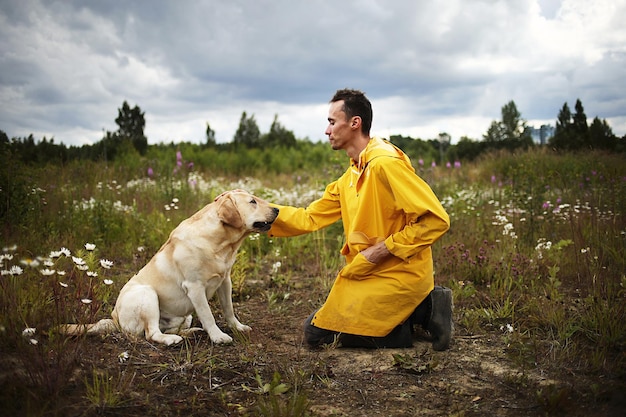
<box><xmin>1</xmin><ymin>0</ymin><xmax>625</xmax><ymax>146</ymax></box>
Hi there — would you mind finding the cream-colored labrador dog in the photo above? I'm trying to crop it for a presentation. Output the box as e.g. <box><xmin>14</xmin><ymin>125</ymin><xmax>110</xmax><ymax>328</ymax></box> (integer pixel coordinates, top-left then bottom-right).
<box><xmin>62</xmin><ymin>190</ymin><xmax>278</xmax><ymax>346</ymax></box>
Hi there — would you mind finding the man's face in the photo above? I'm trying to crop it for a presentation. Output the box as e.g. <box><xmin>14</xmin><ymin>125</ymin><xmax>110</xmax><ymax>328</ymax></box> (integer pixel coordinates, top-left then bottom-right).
<box><xmin>325</xmin><ymin>100</ymin><xmax>353</xmax><ymax>151</ymax></box>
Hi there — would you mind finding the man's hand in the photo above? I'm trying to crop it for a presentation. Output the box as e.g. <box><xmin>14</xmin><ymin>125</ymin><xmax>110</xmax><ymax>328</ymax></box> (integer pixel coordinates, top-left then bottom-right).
<box><xmin>360</xmin><ymin>241</ymin><xmax>391</xmax><ymax>264</ymax></box>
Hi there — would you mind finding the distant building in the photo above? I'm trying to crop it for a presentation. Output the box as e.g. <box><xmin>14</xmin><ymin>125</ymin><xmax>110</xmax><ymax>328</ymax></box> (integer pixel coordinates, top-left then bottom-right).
<box><xmin>528</xmin><ymin>124</ymin><xmax>555</xmax><ymax>145</ymax></box>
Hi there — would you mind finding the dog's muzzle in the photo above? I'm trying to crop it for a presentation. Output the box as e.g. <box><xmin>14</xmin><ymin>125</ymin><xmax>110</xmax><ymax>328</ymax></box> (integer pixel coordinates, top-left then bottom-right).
<box><xmin>253</xmin><ymin>207</ymin><xmax>279</xmax><ymax>232</ymax></box>
<box><xmin>253</xmin><ymin>221</ymin><xmax>273</xmax><ymax>231</ymax></box>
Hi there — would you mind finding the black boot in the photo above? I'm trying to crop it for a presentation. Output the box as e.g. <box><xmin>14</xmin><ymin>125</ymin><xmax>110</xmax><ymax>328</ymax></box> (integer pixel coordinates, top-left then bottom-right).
<box><xmin>410</xmin><ymin>286</ymin><xmax>454</xmax><ymax>351</ymax></box>
<box><xmin>426</xmin><ymin>286</ymin><xmax>453</xmax><ymax>351</ymax></box>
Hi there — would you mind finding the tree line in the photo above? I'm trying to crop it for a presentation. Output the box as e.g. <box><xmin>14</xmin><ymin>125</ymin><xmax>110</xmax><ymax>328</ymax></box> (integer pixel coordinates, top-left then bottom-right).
<box><xmin>2</xmin><ymin>98</ymin><xmax>624</xmax><ymax>167</ymax></box>
<box><xmin>448</xmin><ymin>99</ymin><xmax>624</xmax><ymax>161</ymax></box>
<box><xmin>0</xmin><ymin>101</ymin><xmax>300</xmax><ymax>166</ymax></box>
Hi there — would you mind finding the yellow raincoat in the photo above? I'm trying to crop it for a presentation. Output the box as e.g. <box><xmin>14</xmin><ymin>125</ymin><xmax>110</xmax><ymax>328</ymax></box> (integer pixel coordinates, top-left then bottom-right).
<box><xmin>269</xmin><ymin>137</ymin><xmax>450</xmax><ymax>337</ymax></box>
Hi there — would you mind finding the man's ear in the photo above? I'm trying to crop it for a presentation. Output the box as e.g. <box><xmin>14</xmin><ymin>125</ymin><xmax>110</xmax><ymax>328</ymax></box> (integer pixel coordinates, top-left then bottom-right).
<box><xmin>350</xmin><ymin>116</ymin><xmax>361</xmax><ymax>130</ymax></box>
<box><xmin>217</xmin><ymin>195</ymin><xmax>243</xmax><ymax>228</ymax></box>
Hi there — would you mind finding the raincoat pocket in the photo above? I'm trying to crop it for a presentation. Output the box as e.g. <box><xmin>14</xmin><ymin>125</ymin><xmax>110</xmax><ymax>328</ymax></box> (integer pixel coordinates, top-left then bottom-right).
<box><xmin>340</xmin><ymin>252</ymin><xmax>377</xmax><ymax>280</ymax></box>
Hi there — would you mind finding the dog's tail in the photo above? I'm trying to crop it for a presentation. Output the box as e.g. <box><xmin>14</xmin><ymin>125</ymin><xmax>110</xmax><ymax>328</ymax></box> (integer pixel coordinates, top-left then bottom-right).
<box><xmin>58</xmin><ymin>318</ymin><xmax>118</xmax><ymax>336</ymax></box>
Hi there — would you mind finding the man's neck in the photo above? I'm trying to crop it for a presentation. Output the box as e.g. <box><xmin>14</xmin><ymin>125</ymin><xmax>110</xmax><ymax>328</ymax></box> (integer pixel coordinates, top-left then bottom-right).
<box><xmin>346</xmin><ymin>135</ymin><xmax>371</xmax><ymax>161</ymax></box>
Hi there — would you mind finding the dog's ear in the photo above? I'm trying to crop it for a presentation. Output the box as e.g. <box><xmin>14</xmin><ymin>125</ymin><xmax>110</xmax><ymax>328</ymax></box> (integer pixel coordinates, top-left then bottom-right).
<box><xmin>217</xmin><ymin>194</ymin><xmax>243</xmax><ymax>228</ymax></box>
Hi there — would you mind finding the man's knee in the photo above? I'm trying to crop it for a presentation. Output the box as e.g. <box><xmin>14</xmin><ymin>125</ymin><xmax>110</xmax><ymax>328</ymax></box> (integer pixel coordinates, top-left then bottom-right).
<box><xmin>303</xmin><ymin>311</ymin><xmax>337</xmax><ymax>347</ymax></box>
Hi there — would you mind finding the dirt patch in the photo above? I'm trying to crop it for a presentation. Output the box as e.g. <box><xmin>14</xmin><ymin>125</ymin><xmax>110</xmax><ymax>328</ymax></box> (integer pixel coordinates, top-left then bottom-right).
<box><xmin>1</xmin><ymin>276</ymin><xmax>624</xmax><ymax>417</ymax></box>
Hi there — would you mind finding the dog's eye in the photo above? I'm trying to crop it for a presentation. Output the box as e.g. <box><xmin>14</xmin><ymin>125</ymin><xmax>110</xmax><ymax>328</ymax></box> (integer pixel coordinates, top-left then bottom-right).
<box><xmin>249</xmin><ymin>199</ymin><xmax>257</xmax><ymax>205</ymax></box>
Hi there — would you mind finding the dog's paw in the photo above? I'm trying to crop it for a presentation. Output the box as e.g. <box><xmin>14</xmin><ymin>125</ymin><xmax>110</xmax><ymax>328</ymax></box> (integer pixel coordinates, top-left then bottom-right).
<box><xmin>235</xmin><ymin>324</ymin><xmax>252</xmax><ymax>333</ymax></box>
<box><xmin>209</xmin><ymin>330</ymin><xmax>233</xmax><ymax>345</ymax></box>
<box><xmin>227</xmin><ymin>320</ymin><xmax>251</xmax><ymax>333</ymax></box>
<box><xmin>152</xmin><ymin>333</ymin><xmax>183</xmax><ymax>346</ymax></box>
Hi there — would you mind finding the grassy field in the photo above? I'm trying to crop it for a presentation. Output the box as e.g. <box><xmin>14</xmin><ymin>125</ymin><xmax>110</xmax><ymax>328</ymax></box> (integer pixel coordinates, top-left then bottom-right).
<box><xmin>1</xmin><ymin>147</ymin><xmax>624</xmax><ymax>416</ymax></box>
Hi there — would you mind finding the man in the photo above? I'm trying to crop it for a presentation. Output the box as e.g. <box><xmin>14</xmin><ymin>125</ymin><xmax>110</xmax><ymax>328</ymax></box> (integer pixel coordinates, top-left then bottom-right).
<box><xmin>268</xmin><ymin>89</ymin><xmax>452</xmax><ymax>350</ymax></box>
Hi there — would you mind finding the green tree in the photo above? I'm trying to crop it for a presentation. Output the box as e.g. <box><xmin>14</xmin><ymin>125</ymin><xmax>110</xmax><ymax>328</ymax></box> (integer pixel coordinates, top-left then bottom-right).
<box><xmin>588</xmin><ymin>117</ymin><xmax>617</xmax><ymax>151</ymax></box>
<box><xmin>233</xmin><ymin>111</ymin><xmax>261</xmax><ymax>148</ymax></box>
<box><xmin>261</xmin><ymin>114</ymin><xmax>296</xmax><ymax>148</ymax></box>
<box><xmin>550</xmin><ymin>99</ymin><xmax>596</xmax><ymax>151</ymax></box>
<box><xmin>453</xmin><ymin>136</ymin><xmax>486</xmax><ymax>161</ymax></box>
<box><xmin>572</xmin><ymin>99</ymin><xmax>589</xmax><ymax>148</ymax></box>
<box><xmin>483</xmin><ymin>120</ymin><xmax>505</xmax><ymax>147</ymax></box>
<box><xmin>550</xmin><ymin>102</ymin><xmax>574</xmax><ymax>150</ymax></box>
<box><xmin>483</xmin><ymin>101</ymin><xmax>532</xmax><ymax>151</ymax></box>
<box><xmin>389</xmin><ymin>134</ymin><xmax>438</xmax><ymax>164</ymax></box>
<box><xmin>115</xmin><ymin>101</ymin><xmax>147</xmax><ymax>155</ymax></box>
<box><xmin>205</xmin><ymin>122</ymin><xmax>216</xmax><ymax>147</ymax></box>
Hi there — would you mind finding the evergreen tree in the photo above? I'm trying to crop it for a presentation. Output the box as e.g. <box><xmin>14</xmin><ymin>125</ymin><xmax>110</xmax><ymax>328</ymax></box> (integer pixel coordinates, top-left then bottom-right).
<box><xmin>550</xmin><ymin>102</ymin><xmax>574</xmax><ymax>150</ymax></box>
<box><xmin>115</xmin><ymin>101</ymin><xmax>148</xmax><ymax>155</ymax></box>
<box><xmin>261</xmin><ymin>114</ymin><xmax>296</xmax><ymax>148</ymax></box>
<box><xmin>233</xmin><ymin>111</ymin><xmax>261</xmax><ymax>148</ymax></box>
<box><xmin>589</xmin><ymin>117</ymin><xmax>617</xmax><ymax>150</ymax></box>
<box><xmin>550</xmin><ymin>99</ymin><xmax>597</xmax><ymax>151</ymax></box>
<box><xmin>572</xmin><ymin>99</ymin><xmax>589</xmax><ymax>148</ymax></box>
<box><xmin>205</xmin><ymin>122</ymin><xmax>216</xmax><ymax>147</ymax></box>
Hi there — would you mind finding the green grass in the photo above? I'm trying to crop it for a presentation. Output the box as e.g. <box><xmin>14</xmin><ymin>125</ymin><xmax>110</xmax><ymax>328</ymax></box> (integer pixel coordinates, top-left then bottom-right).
<box><xmin>1</xmin><ymin>147</ymin><xmax>625</xmax><ymax>415</ymax></box>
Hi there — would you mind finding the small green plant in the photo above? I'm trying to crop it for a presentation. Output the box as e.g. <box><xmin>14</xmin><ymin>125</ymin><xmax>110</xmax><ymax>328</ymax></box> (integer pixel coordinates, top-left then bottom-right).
<box><xmin>231</xmin><ymin>249</ymin><xmax>249</xmax><ymax>299</ymax></box>
<box><xmin>392</xmin><ymin>348</ymin><xmax>439</xmax><ymax>374</ymax></box>
<box><xmin>84</xmin><ymin>369</ymin><xmax>127</xmax><ymax>412</ymax></box>
<box><xmin>245</xmin><ymin>371</ymin><xmax>290</xmax><ymax>395</ymax></box>
<box><xmin>535</xmin><ymin>383</ymin><xmax>571</xmax><ymax>415</ymax></box>
<box><xmin>246</xmin><ymin>372</ymin><xmax>310</xmax><ymax>417</ymax></box>
<box><xmin>266</xmin><ymin>290</ymin><xmax>291</xmax><ymax>313</ymax></box>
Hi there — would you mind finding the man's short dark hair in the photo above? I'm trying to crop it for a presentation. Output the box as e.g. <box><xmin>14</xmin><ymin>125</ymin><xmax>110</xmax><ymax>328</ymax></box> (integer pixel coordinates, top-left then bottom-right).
<box><xmin>330</xmin><ymin>89</ymin><xmax>373</xmax><ymax>135</ymax></box>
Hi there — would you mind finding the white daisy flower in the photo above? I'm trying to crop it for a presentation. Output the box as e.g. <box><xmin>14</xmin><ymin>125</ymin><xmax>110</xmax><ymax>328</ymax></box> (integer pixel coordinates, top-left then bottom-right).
<box><xmin>100</xmin><ymin>259</ymin><xmax>114</xmax><ymax>269</ymax></box>
<box><xmin>9</xmin><ymin>265</ymin><xmax>24</xmax><ymax>275</ymax></box>
<box><xmin>22</xmin><ymin>327</ymin><xmax>36</xmax><ymax>337</ymax></box>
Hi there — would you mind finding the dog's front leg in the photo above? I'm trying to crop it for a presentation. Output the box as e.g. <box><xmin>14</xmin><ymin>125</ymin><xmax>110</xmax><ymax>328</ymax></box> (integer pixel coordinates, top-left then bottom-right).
<box><xmin>217</xmin><ymin>272</ymin><xmax>251</xmax><ymax>333</ymax></box>
<box><xmin>183</xmin><ymin>281</ymin><xmax>233</xmax><ymax>344</ymax></box>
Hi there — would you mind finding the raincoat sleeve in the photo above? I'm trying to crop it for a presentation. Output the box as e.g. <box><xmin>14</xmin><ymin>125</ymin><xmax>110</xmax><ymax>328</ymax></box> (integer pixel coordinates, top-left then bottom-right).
<box><xmin>268</xmin><ymin>181</ymin><xmax>342</xmax><ymax>237</ymax></box>
<box><xmin>378</xmin><ymin>161</ymin><xmax>450</xmax><ymax>261</ymax></box>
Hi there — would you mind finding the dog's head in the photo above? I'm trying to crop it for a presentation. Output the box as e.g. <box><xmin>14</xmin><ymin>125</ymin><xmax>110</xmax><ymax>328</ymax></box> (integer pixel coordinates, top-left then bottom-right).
<box><xmin>216</xmin><ymin>190</ymin><xmax>279</xmax><ymax>232</ymax></box>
